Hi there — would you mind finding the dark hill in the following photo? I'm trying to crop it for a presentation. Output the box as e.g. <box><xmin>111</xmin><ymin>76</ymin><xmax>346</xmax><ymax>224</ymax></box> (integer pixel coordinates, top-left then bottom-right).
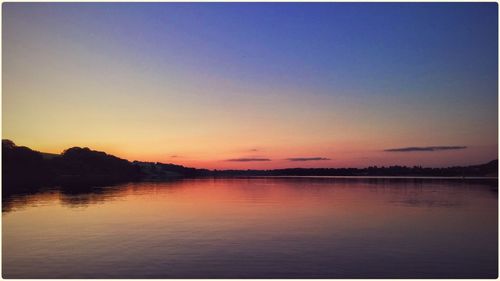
<box><xmin>2</xmin><ymin>140</ymin><xmax>142</xmax><ymax>191</ymax></box>
<box><xmin>50</xmin><ymin>147</ymin><xmax>142</xmax><ymax>184</ymax></box>
<box><xmin>2</xmin><ymin>139</ymin><xmax>49</xmax><ymax>188</ymax></box>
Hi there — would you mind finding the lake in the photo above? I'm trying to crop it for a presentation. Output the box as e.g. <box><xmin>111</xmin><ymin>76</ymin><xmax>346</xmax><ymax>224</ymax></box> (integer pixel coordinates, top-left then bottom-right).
<box><xmin>2</xmin><ymin>178</ymin><xmax>498</xmax><ymax>278</ymax></box>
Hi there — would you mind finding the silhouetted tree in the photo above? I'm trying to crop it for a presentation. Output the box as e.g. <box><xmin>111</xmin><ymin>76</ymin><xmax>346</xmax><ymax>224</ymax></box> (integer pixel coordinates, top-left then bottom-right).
<box><xmin>2</xmin><ymin>139</ymin><xmax>49</xmax><ymax>189</ymax></box>
<box><xmin>49</xmin><ymin>147</ymin><xmax>143</xmax><ymax>184</ymax></box>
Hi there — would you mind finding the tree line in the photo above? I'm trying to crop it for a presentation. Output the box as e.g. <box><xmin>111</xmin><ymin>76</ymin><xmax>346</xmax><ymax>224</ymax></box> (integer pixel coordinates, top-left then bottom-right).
<box><xmin>3</xmin><ymin>139</ymin><xmax>497</xmax><ymax>193</ymax></box>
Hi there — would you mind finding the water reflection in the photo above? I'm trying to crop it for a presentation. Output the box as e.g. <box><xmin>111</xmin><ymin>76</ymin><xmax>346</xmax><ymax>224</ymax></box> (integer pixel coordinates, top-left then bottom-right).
<box><xmin>58</xmin><ymin>185</ymin><xmax>125</xmax><ymax>208</ymax></box>
<box><xmin>3</xmin><ymin>184</ymin><xmax>124</xmax><ymax>212</ymax></box>
<box><xmin>2</xmin><ymin>178</ymin><xmax>498</xmax><ymax>278</ymax></box>
<box><xmin>5</xmin><ymin>177</ymin><xmax>495</xmax><ymax>212</ymax></box>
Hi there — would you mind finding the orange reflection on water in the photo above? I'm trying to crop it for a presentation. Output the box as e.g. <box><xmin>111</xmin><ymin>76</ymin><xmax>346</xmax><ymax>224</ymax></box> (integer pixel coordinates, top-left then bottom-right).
<box><xmin>3</xmin><ymin>178</ymin><xmax>498</xmax><ymax>278</ymax></box>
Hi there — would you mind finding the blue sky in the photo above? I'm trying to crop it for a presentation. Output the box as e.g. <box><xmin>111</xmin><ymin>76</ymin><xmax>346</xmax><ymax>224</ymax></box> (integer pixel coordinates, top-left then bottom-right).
<box><xmin>3</xmin><ymin>2</ymin><xmax>498</xmax><ymax>168</ymax></box>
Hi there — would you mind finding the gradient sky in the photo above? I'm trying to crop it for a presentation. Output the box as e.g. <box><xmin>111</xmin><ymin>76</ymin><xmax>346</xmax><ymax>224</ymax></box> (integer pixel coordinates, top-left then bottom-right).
<box><xmin>3</xmin><ymin>2</ymin><xmax>498</xmax><ymax>169</ymax></box>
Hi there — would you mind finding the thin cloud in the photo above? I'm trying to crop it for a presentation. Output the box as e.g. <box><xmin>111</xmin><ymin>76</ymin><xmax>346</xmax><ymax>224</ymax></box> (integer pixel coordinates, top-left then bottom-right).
<box><xmin>287</xmin><ymin>157</ymin><xmax>331</xmax><ymax>161</ymax></box>
<box><xmin>384</xmin><ymin>146</ymin><xmax>467</xmax><ymax>152</ymax></box>
<box><xmin>226</xmin><ymin>158</ymin><xmax>271</xmax><ymax>162</ymax></box>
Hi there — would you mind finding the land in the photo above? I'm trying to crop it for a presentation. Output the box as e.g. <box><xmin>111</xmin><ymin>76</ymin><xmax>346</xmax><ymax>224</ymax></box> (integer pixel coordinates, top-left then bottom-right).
<box><xmin>3</xmin><ymin>139</ymin><xmax>498</xmax><ymax>193</ymax></box>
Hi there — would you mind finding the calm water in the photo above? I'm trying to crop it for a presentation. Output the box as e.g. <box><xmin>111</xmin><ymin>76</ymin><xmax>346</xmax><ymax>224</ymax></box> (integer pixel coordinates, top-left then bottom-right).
<box><xmin>3</xmin><ymin>178</ymin><xmax>498</xmax><ymax>278</ymax></box>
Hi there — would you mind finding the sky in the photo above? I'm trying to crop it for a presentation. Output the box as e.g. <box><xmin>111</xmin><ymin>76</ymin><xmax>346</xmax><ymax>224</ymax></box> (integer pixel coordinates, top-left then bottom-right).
<box><xmin>3</xmin><ymin>2</ymin><xmax>498</xmax><ymax>169</ymax></box>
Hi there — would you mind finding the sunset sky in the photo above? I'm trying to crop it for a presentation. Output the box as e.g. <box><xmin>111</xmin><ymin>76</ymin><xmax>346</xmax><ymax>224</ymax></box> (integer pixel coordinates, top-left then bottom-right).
<box><xmin>3</xmin><ymin>3</ymin><xmax>498</xmax><ymax>169</ymax></box>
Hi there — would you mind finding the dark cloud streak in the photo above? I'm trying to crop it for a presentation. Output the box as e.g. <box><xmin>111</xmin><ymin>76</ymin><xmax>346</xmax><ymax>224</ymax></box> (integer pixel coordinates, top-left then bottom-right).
<box><xmin>226</xmin><ymin>158</ymin><xmax>271</xmax><ymax>162</ymax></box>
<box><xmin>287</xmin><ymin>157</ymin><xmax>331</xmax><ymax>161</ymax></box>
<box><xmin>384</xmin><ymin>146</ymin><xmax>467</xmax><ymax>152</ymax></box>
